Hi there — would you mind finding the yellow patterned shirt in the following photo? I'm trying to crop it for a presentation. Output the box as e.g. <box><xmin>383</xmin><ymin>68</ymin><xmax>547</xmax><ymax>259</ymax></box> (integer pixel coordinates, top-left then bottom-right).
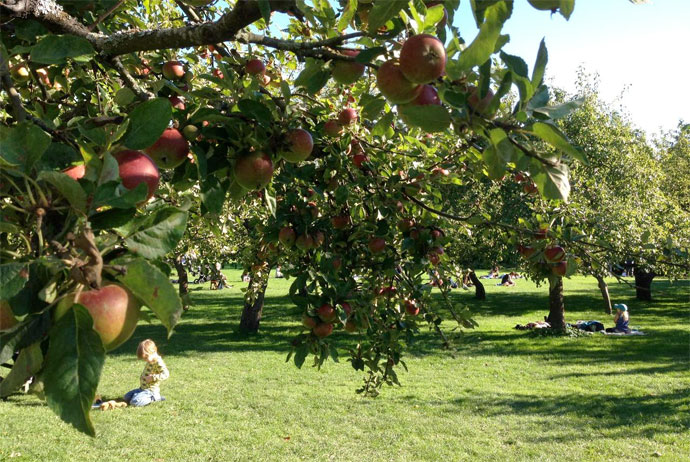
<box><xmin>140</xmin><ymin>355</ymin><xmax>169</xmax><ymax>392</ymax></box>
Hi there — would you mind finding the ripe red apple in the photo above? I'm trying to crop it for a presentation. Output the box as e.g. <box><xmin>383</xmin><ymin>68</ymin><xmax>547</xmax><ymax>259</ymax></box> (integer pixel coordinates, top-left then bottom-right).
<box><xmin>352</xmin><ymin>153</ymin><xmax>368</xmax><ymax>169</ymax></box>
<box><xmin>245</xmin><ymin>59</ymin><xmax>266</xmax><ymax>76</ymax></box>
<box><xmin>523</xmin><ymin>183</ymin><xmax>538</xmax><ymax>195</ymax></box>
<box><xmin>331</xmin><ymin>215</ymin><xmax>350</xmax><ymax>229</ymax></box>
<box><xmin>302</xmin><ymin>314</ymin><xmax>317</xmax><ymax>330</ymax></box>
<box><xmin>551</xmin><ymin>261</ymin><xmax>567</xmax><ymax>277</ymax></box>
<box><xmin>404</xmin><ymin>299</ymin><xmax>420</xmax><ymax>316</ymax></box>
<box><xmin>430</xmin><ymin>229</ymin><xmax>444</xmax><ymax>240</ymax></box>
<box><xmin>281</xmin><ymin>128</ymin><xmax>313</xmax><ymax>163</ymax></box>
<box><xmin>467</xmin><ymin>86</ymin><xmax>495</xmax><ymax>114</ymax></box>
<box><xmin>368</xmin><ymin>237</ymin><xmax>386</xmax><ymax>254</ymax></box>
<box><xmin>55</xmin><ymin>284</ymin><xmax>141</xmax><ymax>351</ymax></box>
<box><xmin>212</xmin><ymin>68</ymin><xmax>224</xmax><ymax>79</ymax></box>
<box><xmin>338</xmin><ymin>108</ymin><xmax>358</xmax><ymax>125</ymax></box>
<box><xmin>63</xmin><ymin>164</ymin><xmax>86</xmax><ymax>180</ymax></box>
<box><xmin>398</xmin><ymin>218</ymin><xmax>415</xmax><ymax>232</ymax></box>
<box><xmin>295</xmin><ymin>234</ymin><xmax>315</xmax><ymax>251</ymax></box>
<box><xmin>234</xmin><ymin>151</ymin><xmax>274</xmax><ymax>190</ymax></box>
<box><xmin>332</xmin><ymin>49</ymin><xmax>366</xmax><ymax>85</ymax></box>
<box><xmin>534</xmin><ymin>227</ymin><xmax>549</xmax><ymax>240</ymax></box>
<box><xmin>545</xmin><ymin>245</ymin><xmax>566</xmax><ymax>263</ymax></box>
<box><xmin>431</xmin><ymin>167</ymin><xmax>449</xmax><ymax>177</ymax></box>
<box><xmin>332</xmin><ymin>257</ymin><xmax>342</xmax><ymax>271</ymax></box>
<box><xmin>313</xmin><ymin>322</ymin><xmax>333</xmax><ymax>338</ymax></box>
<box><xmin>410</xmin><ymin>84</ymin><xmax>441</xmax><ymax>106</ymax></box>
<box><xmin>169</xmin><ymin>95</ymin><xmax>186</xmax><ymax>110</ymax></box>
<box><xmin>145</xmin><ymin>128</ymin><xmax>189</xmax><ymax>169</ymax></box>
<box><xmin>399</xmin><ymin>34</ymin><xmax>446</xmax><ymax>84</ymax></box>
<box><xmin>0</xmin><ymin>301</ymin><xmax>17</xmax><ymax>331</ymax></box>
<box><xmin>428</xmin><ymin>252</ymin><xmax>440</xmax><ymax>266</ymax></box>
<box><xmin>514</xmin><ymin>172</ymin><xmax>527</xmax><ymax>182</ymax></box>
<box><xmin>114</xmin><ymin>150</ymin><xmax>160</xmax><ymax>200</ymax></box>
<box><xmin>376</xmin><ymin>60</ymin><xmax>423</xmax><ymax>104</ymax></box>
<box><xmin>518</xmin><ymin>245</ymin><xmax>536</xmax><ymax>258</ymax></box>
<box><xmin>324</xmin><ymin>120</ymin><xmax>343</xmax><ymax>137</ymax></box>
<box><xmin>340</xmin><ymin>302</ymin><xmax>353</xmax><ymax>316</ymax></box>
<box><xmin>314</xmin><ymin>230</ymin><xmax>325</xmax><ymax>248</ymax></box>
<box><xmin>317</xmin><ymin>303</ymin><xmax>336</xmax><ymax>322</ymax></box>
<box><xmin>279</xmin><ymin>226</ymin><xmax>296</xmax><ymax>248</ymax></box>
<box><xmin>162</xmin><ymin>60</ymin><xmax>185</xmax><ymax>80</ymax></box>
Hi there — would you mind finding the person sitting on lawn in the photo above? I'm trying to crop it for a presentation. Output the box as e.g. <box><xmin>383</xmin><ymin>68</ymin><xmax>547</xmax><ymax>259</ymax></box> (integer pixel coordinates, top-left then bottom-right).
<box><xmin>606</xmin><ymin>303</ymin><xmax>631</xmax><ymax>333</ymax></box>
<box><xmin>498</xmin><ymin>272</ymin><xmax>519</xmax><ymax>287</ymax></box>
<box><xmin>480</xmin><ymin>266</ymin><xmax>500</xmax><ymax>279</ymax></box>
<box><xmin>124</xmin><ymin>339</ymin><xmax>169</xmax><ymax>407</ymax></box>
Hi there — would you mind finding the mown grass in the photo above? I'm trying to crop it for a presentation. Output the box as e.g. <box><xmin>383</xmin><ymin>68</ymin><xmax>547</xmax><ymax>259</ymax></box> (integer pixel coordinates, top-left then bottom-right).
<box><xmin>1</xmin><ymin>270</ymin><xmax>688</xmax><ymax>462</ymax></box>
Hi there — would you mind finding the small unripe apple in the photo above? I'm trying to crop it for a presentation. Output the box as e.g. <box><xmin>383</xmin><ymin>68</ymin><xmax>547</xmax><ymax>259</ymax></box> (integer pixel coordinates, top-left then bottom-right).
<box><xmin>182</xmin><ymin>124</ymin><xmax>199</xmax><ymax>141</ymax></box>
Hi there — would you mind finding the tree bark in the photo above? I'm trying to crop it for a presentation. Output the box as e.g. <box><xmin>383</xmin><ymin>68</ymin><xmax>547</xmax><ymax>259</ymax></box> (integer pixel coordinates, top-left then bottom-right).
<box><xmin>634</xmin><ymin>270</ymin><xmax>656</xmax><ymax>301</ymax></box>
<box><xmin>595</xmin><ymin>275</ymin><xmax>612</xmax><ymax>314</ymax></box>
<box><xmin>546</xmin><ymin>275</ymin><xmax>565</xmax><ymax>329</ymax></box>
<box><xmin>239</xmin><ymin>272</ymin><xmax>268</xmax><ymax>333</ymax></box>
<box><xmin>468</xmin><ymin>271</ymin><xmax>485</xmax><ymax>300</ymax></box>
<box><xmin>173</xmin><ymin>256</ymin><xmax>188</xmax><ymax>297</ymax></box>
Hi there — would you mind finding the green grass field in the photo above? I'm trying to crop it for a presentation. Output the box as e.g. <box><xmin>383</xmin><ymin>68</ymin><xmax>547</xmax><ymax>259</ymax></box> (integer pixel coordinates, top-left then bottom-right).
<box><xmin>1</xmin><ymin>270</ymin><xmax>688</xmax><ymax>461</ymax></box>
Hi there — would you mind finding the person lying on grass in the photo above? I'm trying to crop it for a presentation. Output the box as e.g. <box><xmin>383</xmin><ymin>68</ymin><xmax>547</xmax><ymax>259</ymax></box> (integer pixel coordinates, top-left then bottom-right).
<box><xmin>124</xmin><ymin>339</ymin><xmax>169</xmax><ymax>407</ymax></box>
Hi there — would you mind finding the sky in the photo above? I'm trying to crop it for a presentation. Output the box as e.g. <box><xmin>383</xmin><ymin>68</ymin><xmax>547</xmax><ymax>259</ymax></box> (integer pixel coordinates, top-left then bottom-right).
<box><xmin>452</xmin><ymin>0</ymin><xmax>690</xmax><ymax>136</ymax></box>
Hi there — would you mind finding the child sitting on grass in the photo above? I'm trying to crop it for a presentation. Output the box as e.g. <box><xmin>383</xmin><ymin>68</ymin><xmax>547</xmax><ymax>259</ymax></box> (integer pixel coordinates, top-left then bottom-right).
<box><xmin>606</xmin><ymin>303</ymin><xmax>631</xmax><ymax>333</ymax></box>
<box><xmin>124</xmin><ymin>339</ymin><xmax>169</xmax><ymax>407</ymax></box>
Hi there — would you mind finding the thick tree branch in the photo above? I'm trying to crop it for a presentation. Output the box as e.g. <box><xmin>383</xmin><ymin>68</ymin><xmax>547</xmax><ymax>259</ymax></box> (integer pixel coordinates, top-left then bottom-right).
<box><xmin>0</xmin><ymin>50</ymin><xmax>27</xmax><ymax>122</ymax></box>
<box><xmin>109</xmin><ymin>57</ymin><xmax>153</xmax><ymax>101</ymax></box>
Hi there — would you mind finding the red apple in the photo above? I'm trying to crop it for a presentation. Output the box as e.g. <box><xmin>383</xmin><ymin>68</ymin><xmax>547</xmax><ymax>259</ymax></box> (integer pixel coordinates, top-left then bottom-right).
<box><xmin>340</xmin><ymin>302</ymin><xmax>353</xmax><ymax>316</ymax></box>
<box><xmin>302</xmin><ymin>314</ymin><xmax>318</xmax><ymax>330</ymax></box>
<box><xmin>404</xmin><ymin>299</ymin><xmax>420</xmax><ymax>316</ymax></box>
<box><xmin>281</xmin><ymin>128</ymin><xmax>313</xmax><ymax>163</ymax></box>
<box><xmin>0</xmin><ymin>301</ymin><xmax>17</xmax><ymax>331</ymax></box>
<box><xmin>332</xmin><ymin>50</ymin><xmax>366</xmax><ymax>85</ymax></box>
<box><xmin>352</xmin><ymin>153</ymin><xmax>368</xmax><ymax>169</ymax></box>
<box><xmin>234</xmin><ymin>151</ymin><xmax>274</xmax><ymax>190</ymax></box>
<box><xmin>368</xmin><ymin>237</ymin><xmax>386</xmax><ymax>254</ymax></box>
<box><xmin>169</xmin><ymin>95</ymin><xmax>186</xmax><ymax>110</ymax></box>
<box><xmin>55</xmin><ymin>284</ymin><xmax>141</xmax><ymax>351</ymax></box>
<box><xmin>545</xmin><ymin>245</ymin><xmax>566</xmax><ymax>263</ymax></box>
<box><xmin>212</xmin><ymin>68</ymin><xmax>224</xmax><ymax>79</ymax></box>
<box><xmin>344</xmin><ymin>319</ymin><xmax>357</xmax><ymax>333</ymax></box>
<box><xmin>245</xmin><ymin>59</ymin><xmax>266</xmax><ymax>76</ymax></box>
<box><xmin>338</xmin><ymin>108</ymin><xmax>358</xmax><ymax>125</ymax></box>
<box><xmin>278</xmin><ymin>226</ymin><xmax>296</xmax><ymax>248</ymax></box>
<box><xmin>523</xmin><ymin>183</ymin><xmax>538</xmax><ymax>195</ymax></box>
<box><xmin>518</xmin><ymin>245</ymin><xmax>536</xmax><ymax>258</ymax></box>
<box><xmin>114</xmin><ymin>150</ymin><xmax>160</xmax><ymax>200</ymax></box>
<box><xmin>63</xmin><ymin>164</ymin><xmax>86</xmax><ymax>180</ymax></box>
<box><xmin>551</xmin><ymin>261</ymin><xmax>567</xmax><ymax>276</ymax></box>
<box><xmin>324</xmin><ymin>120</ymin><xmax>343</xmax><ymax>137</ymax></box>
<box><xmin>313</xmin><ymin>230</ymin><xmax>325</xmax><ymax>248</ymax></box>
<box><xmin>332</xmin><ymin>257</ymin><xmax>342</xmax><ymax>271</ymax></box>
<box><xmin>399</xmin><ymin>34</ymin><xmax>446</xmax><ymax>84</ymax></box>
<box><xmin>428</xmin><ymin>252</ymin><xmax>440</xmax><ymax>266</ymax></box>
<box><xmin>514</xmin><ymin>172</ymin><xmax>527</xmax><ymax>182</ymax></box>
<box><xmin>430</xmin><ymin>229</ymin><xmax>443</xmax><ymax>240</ymax></box>
<box><xmin>295</xmin><ymin>234</ymin><xmax>315</xmax><ymax>251</ymax></box>
<box><xmin>467</xmin><ymin>86</ymin><xmax>495</xmax><ymax>114</ymax></box>
<box><xmin>331</xmin><ymin>215</ymin><xmax>350</xmax><ymax>229</ymax></box>
<box><xmin>398</xmin><ymin>218</ymin><xmax>415</xmax><ymax>232</ymax></box>
<box><xmin>313</xmin><ymin>322</ymin><xmax>333</xmax><ymax>338</ymax></box>
<box><xmin>410</xmin><ymin>84</ymin><xmax>441</xmax><ymax>106</ymax></box>
<box><xmin>431</xmin><ymin>167</ymin><xmax>449</xmax><ymax>177</ymax></box>
<box><xmin>162</xmin><ymin>60</ymin><xmax>185</xmax><ymax>80</ymax></box>
<box><xmin>317</xmin><ymin>303</ymin><xmax>336</xmax><ymax>322</ymax></box>
<box><xmin>534</xmin><ymin>227</ymin><xmax>549</xmax><ymax>240</ymax></box>
<box><xmin>376</xmin><ymin>60</ymin><xmax>423</xmax><ymax>104</ymax></box>
<box><xmin>145</xmin><ymin>128</ymin><xmax>189</xmax><ymax>169</ymax></box>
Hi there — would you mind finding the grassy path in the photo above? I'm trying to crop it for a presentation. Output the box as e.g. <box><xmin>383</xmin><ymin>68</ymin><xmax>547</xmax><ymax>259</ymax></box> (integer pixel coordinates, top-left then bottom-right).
<box><xmin>1</xmin><ymin>271</ymin><xmax>688</xmax><ymax>461</ymax></box>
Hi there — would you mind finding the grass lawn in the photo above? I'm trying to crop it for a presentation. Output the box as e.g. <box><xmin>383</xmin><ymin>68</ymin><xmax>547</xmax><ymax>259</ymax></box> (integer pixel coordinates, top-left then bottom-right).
<box><xmin>1</xmin><ymin>270</ymin><xmax>688</xmax><ymax>461</ymax></box>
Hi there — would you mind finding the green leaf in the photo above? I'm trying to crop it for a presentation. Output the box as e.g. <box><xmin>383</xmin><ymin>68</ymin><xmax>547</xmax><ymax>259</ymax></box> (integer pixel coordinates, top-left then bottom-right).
<box><xmin>237</xmin><ymin>99</ymin><xmax>273</xmax><ymax>126</ymax></box>
<box><xmin>257</xmin><ymin>0</ymin><xmax>271</xmax><ymax>23</ymax></box>
<box><xmin>355</xmin><ymin>47</ymin><xmax>386</xmax><ymax>64</ymax></box>
<box><xmin>0</xmin><ymin>313</ymin><xmax>51</xmax><ymax>365</ymax></box>
<box><xmin>535</xmin><ymin>162</ymin><xmax>571</xmax><ymax>201</ymax></box>
<box><xmin>456</xmin><ymin>0</ymin><xmax>512</xmax><ymax>72</ymax></box>
<box><xmin>531</xmin><ymin>122</ymin><xmax>586</xmax><ymax>164</ymax></box>
<box><xmin>337</xmin><ymin>0</ymin><xmax>357</xmax><ymax>32</ymax></box>
<box><xmin>200</xmin><ymin>176</ymin><xmax>227</xmax><ymax>215</ymax></box>
<box><xmin>0</xmin><ymin>122</ymin><xmax>51</xmax><ymax>171</ymax></box>
<box><xmin>360</xmin><ymin>94</ymin><xmax>387</xmax><ymax>121</ymax></box>
<box><xmin>532</xmin><ymin>38</ymin><xmax>548</xmax><ymax>87</ymax></box>
<box><xmin>124</xmin><ymin>208</ymin><xmax>188</xmax><ymax>259</ymax></box>
<box><xmin>470</xmin><ymin>0</ymin><xmax>504</xmax><ymax>26</ymax></box>
<box><xmin>368</xmin><ymin>0</ymin><xmax>407</xmax><ymax>32</ymax></box>
<box><xmin>98</xmin><ymin>152</ymin><xmax>120</xmax><ymax>185</ymax></box>
<box><xmin>43</xmin><ymin>305</ymin><xmax>105</xmax><ymax>437</ymax></box>
<box><xmin>532</xmin><ymin>97</ymin><xmax>584</xmax><ymax>121</ymax></box>
<box><xmin>423</xmin><ymin>4</ymin><xmax>446</xmax><ymax>30</ymax></box>
<box><xmin>488</xmin><ymin>128</ymin><xmax>514</xmax><ymax>162</ymax></box>
<box><xmin>294</xmin><ymin>61</ymin><xmax>331</xmax><ymax>95</ymax></box>
<box><xmin>30</xmin><ymin>35</ymin><xmax>94</xmax><ymax>64</ymax></box>
<box><xmin>294</xmin><ymin>343</ymin><xmax>309</xmax><ymax>369</ymax></box>
<box><xmin>0</xmin><ymin>263</ymin><xmax>28</xmax><ymax>300</ymax></box>
<box><xmin>115</xmin><ymin>259</ymin><xmax>183</xmax><ymax>336</ymax></box>
<box><xmin>38</xmin><ymin>171</ymin><xmax>87</xmax><ymax>212</ymax></box>
<box><xmin>122</xmin><ymin>98</ymin><xmax>172</xmax><ymax>150</ymax></box>
<box><xmin>443</xmin><ymin>90</ymin><xmax>467</xmax><ymax>108</ymax></box>
<box><xmin>499</xmin><ymin>51</ymin><xmax>528</xmax><ymax>78</ymax></box>
<box><xmin>372</xmin><ymin>111</ymin><xmax>395</xmax><ymax>138</ymax></box>
<box><xmin>114</xmin><ymin>88</ymin><xmax>136</xmax><ymax>107</ymax></box>
<box><xmin>400</xmin><ymin>105</ymin><xmax>451</xmax><ymax>133</ymax></box>
<box><xmin>265</xmin><ymin>188</ymin><xmax>277</xmax><ymax>218</ymax></box>
<box><xmin>558</xmin><ymin>0</ymin><xmax>574</xmax><ymax>19</ymax></box>
<box><xmin>0</xmin><ymin>343</ymin><xmax>43</xmax><ymax>398</ymax></box>
<box><xmin>482</xmin><ymin>145</ymin><xmax>506</xmax><ymax>180</ymax></box>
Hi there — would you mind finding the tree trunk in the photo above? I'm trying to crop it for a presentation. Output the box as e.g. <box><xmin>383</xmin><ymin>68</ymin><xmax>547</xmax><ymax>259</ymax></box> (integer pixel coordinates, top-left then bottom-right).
<box><xmin>239</xmin><ymin>273</ymin><xmax>268</xmax><ymax>333</ymax></box>
<box><xmin>173</xmin><ymin>256</ymin><xmax>188</xmax><ymax>297</ymax></box>
<box><xmin>546</xmin><ymin>275</ymin><xmax>565</xmax><ymax>330</ymax></box>
<box><xmin>634</xmin><ymin>271</ymin><xmax>656</xmax><ymax>301</ymax></box>
<box><xmin>468</xmin><ymin>271</ymin><xmax>485</xmax><ymax>300</ymax></box>
<box><xmin>595</xmin><ymin>275</ymin><xmax>612</xmax><ymax>314</ymax></box>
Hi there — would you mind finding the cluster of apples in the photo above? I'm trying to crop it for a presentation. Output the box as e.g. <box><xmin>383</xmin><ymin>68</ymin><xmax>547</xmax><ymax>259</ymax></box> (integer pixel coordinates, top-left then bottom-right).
<box><xmin>518</xmin><ymin>227</ymin><xmax>568</xmax><ymax>276</ymax></box>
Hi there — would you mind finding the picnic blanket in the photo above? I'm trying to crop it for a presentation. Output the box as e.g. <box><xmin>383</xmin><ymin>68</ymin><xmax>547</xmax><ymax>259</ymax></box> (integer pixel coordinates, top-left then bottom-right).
<box><xmin>601</xmin><ymin>330</ymin><xmax>646</xmax><ymax>336</ymax></box>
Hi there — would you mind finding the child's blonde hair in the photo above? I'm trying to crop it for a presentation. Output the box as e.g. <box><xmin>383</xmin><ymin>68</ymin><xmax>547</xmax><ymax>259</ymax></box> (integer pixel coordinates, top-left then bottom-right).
<box><xmin>137</xmin><ymin>339</ymin><xmax>158</xmax><ymax>359</ymax></box>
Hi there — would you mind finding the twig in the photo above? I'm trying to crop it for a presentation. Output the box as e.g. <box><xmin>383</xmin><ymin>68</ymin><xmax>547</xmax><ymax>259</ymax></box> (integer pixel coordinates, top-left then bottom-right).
<box><xmin>0</xmin><ymin>48</ymin><xmax>26</xmax><ymax>122</ymax></box>
<box><xmin>88</xmin><ymin>0</ymin><xmax>126</xmax><ymax>31</ymax></box>
<box><xmin>109</xmin><ymin>57</ymin><xmax>153</xmax><ymax>101</ymax></box>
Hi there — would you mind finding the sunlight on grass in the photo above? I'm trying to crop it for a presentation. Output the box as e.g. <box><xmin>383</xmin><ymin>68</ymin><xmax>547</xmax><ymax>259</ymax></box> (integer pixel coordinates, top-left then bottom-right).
<box><xmin>1</xmin><ymin>271</ymin><xmax>688</xmax><ymax>461</ymax></box>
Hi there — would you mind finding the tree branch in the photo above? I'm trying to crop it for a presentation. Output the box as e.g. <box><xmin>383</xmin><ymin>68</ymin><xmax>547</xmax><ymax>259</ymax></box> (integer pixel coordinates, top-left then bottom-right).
<box><xmin>0</xmin><ymin>48</ymin><xmax>27</xmax><ymax>122</ymax></box>
<box><xmin>109</xmin><ymin>57</ymin><xmax>153</xmax><ymax>101</ymax></box>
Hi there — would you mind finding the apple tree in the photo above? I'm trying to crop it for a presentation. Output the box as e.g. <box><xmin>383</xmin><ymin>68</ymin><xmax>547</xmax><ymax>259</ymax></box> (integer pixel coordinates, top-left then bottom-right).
<box><xmin>0</xmin><ymin>0</ymin><xmax>641</xmax><ymax>434</ymax></box>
